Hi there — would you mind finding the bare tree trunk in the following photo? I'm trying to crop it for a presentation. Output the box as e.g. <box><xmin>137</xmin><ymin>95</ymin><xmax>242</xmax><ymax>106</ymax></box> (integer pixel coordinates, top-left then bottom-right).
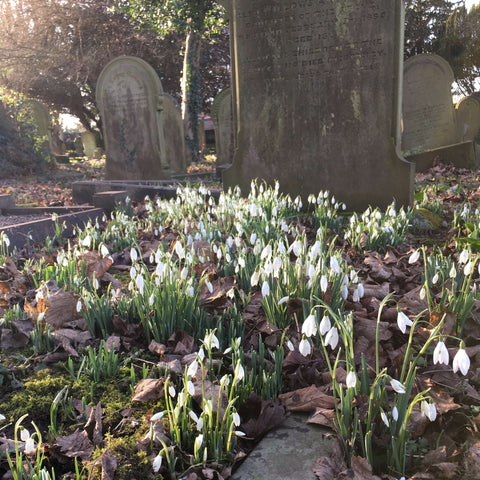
<box><xmin>181</xmin><ymin>29</ymin><xmax>202</xmax><ymax>164</ymax></box>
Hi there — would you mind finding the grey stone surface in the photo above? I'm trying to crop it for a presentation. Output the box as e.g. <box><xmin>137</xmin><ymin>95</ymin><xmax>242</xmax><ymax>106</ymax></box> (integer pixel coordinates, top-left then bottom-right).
<box><xmin>231</xmin><ymin>414</ymin><xmax>333</xmax><ymax>480</ymax></box>
<box><xmin>81</xmin><ymin>132</ymin><xmax>98</xmax><ymax>159</ymax></box>
<box><xmin>402</xmin><ymin>54</ymin><xmax>457</xmax><ymax>155</ymax></box>
<box><xmin>211</xmin><ymin>88</ymin><xmax>234</xmax><ymax>166</ymax></box>
<box><xmin>456</xmin><ymin>95</ymin><xmax>480</xmax><ymax>143</ymax></box>
<box><xmin>221</xmin><ymin>0</ymin><xmax>413</xmax><ymax>210</ymax></box>
<box><xmin>93</xmin><ymin>190</ymin><xmax>128</xmax><ymax>212</ymax></box>
<box><xmin>96</xmin><ymin>56</ymin><xmax>173</xmax><ymax>180</ymax></box>
<box><xmin>160</xmin><ymin>94</ymin><xmax>187</xmax><ymax>173</ymax></box>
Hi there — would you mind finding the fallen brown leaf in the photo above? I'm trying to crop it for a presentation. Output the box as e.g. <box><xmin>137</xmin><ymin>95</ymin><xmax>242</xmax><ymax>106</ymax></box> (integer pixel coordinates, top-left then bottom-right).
<box><xmin>279</xmin><ymin>385</ymin><xmax>335</xmax><ymax>412</ymax></box>
<box><xmin>132</xmin><ymin>378</ymin><xmax>165</xmax><ymax>402</ymax></box>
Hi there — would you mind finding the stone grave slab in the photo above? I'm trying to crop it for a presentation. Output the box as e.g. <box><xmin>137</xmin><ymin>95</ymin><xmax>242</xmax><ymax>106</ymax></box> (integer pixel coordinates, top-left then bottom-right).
<box><xmin>456</xmin><ymin>95</ymin><xmax>480</xmax><ymax>142</ymax></box>
<box><xmin>81</xmin><ymin>132</ymin><xmax>98</xmax><ymax>159</ymax></box>
<box><xmin>231</xmin><ymin>414</ymin><xmax>333</xmax><ymax>480</ymax></box>
<box><xmin>96</xmin><ymin>56</ymin><xmax>173</xmax><ymax>180</ymax></box>
<box><xmin>220</xmin><ymin>0</ymin><xmax>414</xmax><ymax>210</ymax></box>
<box><xmin>211</xmin><ymin>88</ymin><xmax>234</xmax><ymax>166</ymax></box>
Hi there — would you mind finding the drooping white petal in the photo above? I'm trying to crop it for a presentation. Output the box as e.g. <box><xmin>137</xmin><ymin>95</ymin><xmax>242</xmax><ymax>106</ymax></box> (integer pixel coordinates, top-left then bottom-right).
<box><xmin>346</xmin><ymin>371</ymin><xmax>357</xmax><ymax>389</ymax></box>
<box><xmin>408</xmin><ymin>250</ymin><xmax>420</xmax><ymax>264</ymax></box>
<box><xmin>433</xmin><ymin>341</ymin><xmax>449</xmax><ymax>365</ymax></box>
<box><xmin>319</xmin><ymin>315</ymin><xmax>331</xmax><ymax>335</ymax></box>
<box><xmin>301</xmin><ymin>314</ymin><xmax>317</xmax><ymax>338</ymax></box>
<box><xmin>299</xmin><ymin>338</ymin><xmax>311</xmax><ymax>356</ymax></box>
<box><xmin>261</xmin><ymin>281</ymin><xmax>270</xmax><ymax>297</ymax></box>
<box><xmin>453</xmin><ymin>348</ymin><xmax>470</xmax><ymax>375</ymax></box>
<box><xmin>390</xmin><ymin>378</ymin><xmax>406</xmax><ymax>394</ymax></box>
<box><xmin>397</xmin><ymin>311</ymin><xmax>413</xmax><ymax>334</ymax></box>
<box><xmin>324</xmin><ymin>327</ymin><xmax>339</xmax><ymax>350</ymax></box>
<box><xmin>152</xmin><ymin>453</ymin><xmax>163</xmax><ymax>472</ymax></box>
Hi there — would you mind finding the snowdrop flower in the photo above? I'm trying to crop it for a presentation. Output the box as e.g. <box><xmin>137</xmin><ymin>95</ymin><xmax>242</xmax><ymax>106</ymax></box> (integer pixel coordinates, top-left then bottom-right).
<box><xmin>278</xmin><ymin>295</ymin><xmax>289</xmax><ymax>305</ymax></box>
<box><xmin>249</xmin><ymin>232</ymin><xmax>257</xmax><ymax>245</ymax></box>
<box><xmin>204</xmin><ymin>331</ymin><xmax>220</xmax><ymax>350</ymax></box>
<box><xmin>93</xmin><ymin>276</ymin><xmax>99</xmax><ymax>290</ymax></box>
<box><xmin>289</xmin><ymin>240</ymin><xmax>302</xmax><ymax>257</ymax></box>
<box><xmin>381</xmin><ymin>410</ymin><xmax>389</xmax><ymax>427</ymax></box>
<box><xmin>168</xmin><ymin>385</ymin><xmax>176</xmax><ymax>397</ymax></box>
<box><xmin>234</xmin><ymin>430</ymin><xmax>246</xmax><ymax>437</ymax></box>
<box><xmin>130</xmin><ymin>266</ymin><xmax>137</xmax><ymax>280</ymax></box>
<box><xmin>330</xmin><ymin>256</ymin><xmax>341</xmax><ymax>274</ymax></box>
<box><xmin>341</xmin><ymin>285</ymin><xmax>348</xmax><ymax>300</ymax></box>
<box><xmin>392</xmin><ymin>406</ymin><xmax>399</xmax><ymax>421</ymax></box>
<box><xmin>286</xmin><ymin>340</ymin><xmax>294</xmax><ymax>351</ymax></box>
<box><xmin>187</xmin><ymin>380</ymin><xmax>195</xmax><ymax>396</ymax></box>
<box><xmin>180</xmin><ymin>267</ymin><xmax>189</xmax><ymax>281</ymax></box>
<box><xmin>464</xmin><ymin>261</ymin><xmax>473</xmax><ymax>276</ymax></box>
<box><xmin>299</xmin><ymin>337</ymin><xmax>311</xmax><ymax>356</ymax></box>
<box><xmin>390</xmin><ymin>378</ymin><xmax>406</xmax><ymax>394</ymax></box>
<box><xmin>302</xmin><ymin>314</ymin><xmax>317</xmax><ymax>337</ymax></box>
<box><xmin>408</xmin><ymin>250</ymin><xmax>420</xmax><ymax>264</ymax></box>
<box><xmin>234</xmin><ymin>361</ymin><xmax>245</xmax><ymax>383</ymax></box>
<box><xmin>261</xmin><ymin>244</ymin><xmax>272</xmax><ymax>260</ymax></box>
<box><xmin>187</xmin><ymin>361</ymin><xmax>199</xmax><ymax>378</ymax></box>
<box><xmin>421</xmin><ymin>401</ymin><xmax>437</xmax><ymax>422</ymax></box>
<box><xmin>130</xmin><ymin>248</ymin><xmax>138</xmax><ymax>262</ymax></box>
<box><xmin>432</xmin><ymin>272</ymin><xmax>439</xmax><ymax>284</ymax></box>
<box><xmin>194</xmin><ymin>433</ymin><xmax>204</xmax><ymax>452</ymax></box>
<box><xmin>261</xmin><ymin>281</ymin><xmax>270</xmax><ymax>297</ymax></box>
<box><xmin>346</xmin><ymin>371</ymin><xmax>357</xmax><ymax>389</ymax></box>
<box><xmin>315</xmin><ymin>314</ymin><xmax>330</xmax><ymax>339</ymax></box>
<box><xmin>449</xmin><ymin>264</ymin><xmax>456</xmax><ymax>279</ymax></box>
<box><xmin>175</xmin><ymin>241</ymin><xmax>185</xmax><ymax>259</ymax></box>
<box><xmin>324</xmin><ymin>327</ymin><xmax>339</xmax><ymax>350</ymax></box>
<box><xmin>135</xmin><ymin>274</ymin><xmax>144</xmax><ymax>294</ymax></box>
<box><xmin>397</xmin><ymin>311</ymin><xmax>413</xmax><ymax>334</ymax></box>
<box><xmin>151</xmin><ymin>412</ymin><xmax>164</xmax><ymax>421</ymax></box>
<box><xmin>233</xmin><ymin>412</ymin><xmax>241</xmax><ymax>426</ymax></box>
<box><xmin>205</xmin><ymin>279</ymin><xmax>213</xmax><ymax>293</ymax></box>
<box><xmin>250</xmin><ymin>271</ymin><xmax>260</xmax><ymax>287</ymax></box>
<box><xmin>320</xmin><ymin>275</ymin><xmax>328</xmax><ymax>293</ymax></box>
<box><xmin>149</xmin><ymin>293</ymin><xmax>155</xmax><ymax>306</ymax></box>
<box><xmin>100</xmin><ymin>244</ymin><xmax>109</xmax><ymax>257</ymax></box>
<box><xmin>459</xmin><ymin>249</ymin><xmax>469</xmax><ymax>264</ymax></box>
<box><xmin>419</xmin><ymin>286</ymin><xmax>426</xmax><ymax>300</ymax></box>
<box><xmin>76</xmin><ymin>300</ymin><xmax>82</xmax><ymax>313</ymax></box>
<box><xmin>0</xmin><ymin>414</ymin><xmax>5</xmax><ymax>421</ymax></box>
<box><xmin>452</xmin><ymin>347</ymin><xmax>470</xmax><ymax>375</ymax></box>
<box><xmin>433</xmin><ymin>341</ymin><xmax>449</xmax><ymax>365</ymax></box>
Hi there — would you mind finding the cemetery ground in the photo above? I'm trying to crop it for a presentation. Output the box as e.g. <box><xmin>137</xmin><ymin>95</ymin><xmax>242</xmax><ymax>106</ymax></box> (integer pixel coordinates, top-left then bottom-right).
<box><xmin>1</xmin><ymin>161</ymin><xmax>480</xmax><ymax>480</ymax></box>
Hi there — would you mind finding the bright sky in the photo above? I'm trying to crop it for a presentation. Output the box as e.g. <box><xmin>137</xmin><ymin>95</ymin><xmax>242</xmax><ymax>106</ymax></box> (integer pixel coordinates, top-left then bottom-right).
<box><xmin>466</xmin><ymin>0</ymin><xmax>479</xmax><ymax>10</ymax></box>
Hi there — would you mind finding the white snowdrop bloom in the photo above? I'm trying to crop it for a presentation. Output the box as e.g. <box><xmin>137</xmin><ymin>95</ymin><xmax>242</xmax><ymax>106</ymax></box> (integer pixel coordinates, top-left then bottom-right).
<box><xmin>375</xmin><ymin>211</ymin><xmax>382</xmax><ymax>220</ymax></box>
<box><xmin>261</xmin><ymin>244</ymin><xmax>272</xmax><ymax>260</ymax></box>
<box><xmin>250</xmin><ymin>232</ymin><xmax>257</xmax><ymax>245</ymax></box>
<box><xmin>238</xmin><ymin>257</ymin><xmax>246</xmax><ymax>269</ymax></box>
<box><xmin>357</xmin><ymin>283</ymin><xmax>364</xmax><ymax>298</ymax></box>
<box><xmin>205</xmin><ymin>279</ymin><xmax>213</xmax><ymax>293</ymax></box>
<box><xmin>204</xmin><ymin>331</ymin><xmax>220</xmax><ymax>350</ymax></box>
<box><xmin>452</xmin><ymin>347</ymin><xmax>470</xmax><ymax>375</ymax></box>
<box><xmin>130</xmin><ymin>266</ymin><xmax>137</xmax><ymax>280</ymax></box>
<box><xmin>324</xmin><ymin>327</ymin><xmax>339</xmax><ymax>350</ymax></box>
<box><xmin>262</xmin><ymin>280</ymin><xmax>270</xmax><ymax>297</ymax></box>
<box><xmin>299</xmin><ymin>337</ymin><xmax>311</xmax><ymax>356</ymax></box>
<box><xmin>330</xmin><ymin>256</ymin><xmax>341</xmax><ymax>274</ymax></box>
<box><xmin>419</xmin><ymin>286</ymin><xmax>426</xmax><ymax>300</ymax></box>
<box><xmin>135</xmin><ymin>274</ymin><xmax>144</xmax><ymax>294</ymax></box>
<box><xmin>289</xmin><ymin>240</ymin><xmax>302</xmax><ymax>257</ymax></box>
<box><xmin>459</xmin><ymin>249</ymin><xmax>469</xmax><ymax>264</ymax></box>
<box><xmin>408</xmin><ymin>250</ymin><xmax>420</xmax><ymax>264</ymax></box>
<box><xmin>181</xmin><ymin>267</ymin><xmax>189</xmax><ymax>281</ymax></box>
<box><xmin>264</xmin><ymin>261</ymin><xmax>273</xmax><ymax>276</ymax></box>
<box><xmin>278</xmin><ymin>295</ymin><xmax>290</xmax><ymax>305</ymax></box>
<box><xmin>194</xmin><ymin>433</ymin><xmax>204</xmax><ymax>452</ymax></box>
<box><xmin>233</xmin><ymin>412</ymin><xmax>241</xmax><ymax>427</ymax></box>
<box><xmin>432</xmin><ymin>272</ymin><xmax>439</xmax><ymax>284</ymax></box>
<box><xmin>286</xmin><ymin>340</ymin><xmax>294</xmax><ymax>351</ymax></box>
<box><xmin>302</xmin><ymin>314</ymin><xmax>317</xmax><ymax>337</ymax></box>
<box><xmin>250</xmin><ymin>271</ymin><xmax>260</xmax><ymax>287</ymax></box>
<box><xmin>225</xmin><ymin>252</ymin><xmax>232</xmax><ymax>263</ymax></box>
<box><xmin>381</xmin><ymin>411</ymin><xmax>390</xmax><ymax>427</ymax></box>
<box><xmin>234</xmin><ymin>362</ymin><xmax>245</xmax><ymax>383</ymax></box>
<box><xmin>189</xmin><ymin>410</ymin><xmax>199</xmax><ymax>424</ymax></box>
<box><xmin>341</xmin><ymin>285</ymin><xmax>348</xmax><ymax>300</ymax></box>
<box><xmin>24</xmin><ymin>437</ymin><xmax>36</xmax><ymax>456</ymax></box>
<box><xmin>130</xmin><ymin>248</ymin><xmax>138</xmax><ymax>262</ymax></box>
<box><xmin>175</xmin><ymin>241</ymin><xmax>185</xmax><ymax>259</ymax></box>
<box><xmin>421</xmin><ymin>401</ymin><xmax>437</xmax><ymax>422</ymax></box>
<box><xmin>38</xmin><ymin>312</ymin><xmax>45</xmax><ymax>322</ymax></box>
<box><xmin>307</xmin><ymin>263</ymin><xmax>316</xmax><ymax>280</ymax></box>
<box><xmin>168</xmin><ymin>385</ymin><xmax>176</xmax><ymax>397</ymax></box>
<box><xmin>187</xmin><ymin>361</ymin><xmax>199</xmax><ymax>378</ymax></box>
<box><xmin>93</xmin><ymin>276</ymin><xmax>99</xmax><ymax>290</ymax></box>
<box><xmin>352</xmin><ymin>288</ymin><xmax>360</xmax><ymax>303</ymax></box>
<box><xmin>226</xmin><ymin>236</ymin><xmax>234</xmax><ymax>248</ymax></box>
<box><xmin>250</xmin><ymin>204</ymin><xmax>258</xmax><ymax>217</ymax></box>
<box><xmin>234</xmin><ymin>430</ymin><xmax>246</xmax><ymax>437</ymax></box>
<box><xmin>346</xmin><ymin>371</ymin><xmax>357</xmax><ymax>389</ymax></box>
<box><xmin>390</xmin><ymin>379</ymin><xmax>406</xmax><ymax>394</ymax></box>
<box><xmin>433</xmin><ymin>341</ymin><xmax>449</xmax><ymax>365</ymax></box>
<box><xmin>197</xmin><ymin>348</ymin><xmax>205</xmax><ymax>361</ymax></box>
<box><xmin>151</xmin><ymin>412</ymin><xmax>164</xmax><ymax>421</ymax></box>
<box><xmin>20</xmin><ymin>428</ymin><xmax>30</xmax><ymax>442</ymax></box>
<box><xmin>320</xmin><ymin>275</ymin><xmax>328</xmax><ymax>293</ymax></box>
<box><xmin>397</xmin><ymin>311</ymin><xmax>413</xmax><ymax>334</ymax></box>
<box><xmin>76</xmin><ymin>300</ymin><xmax>82</xmax><ymax>313</ymax></box>
<box><xmin>392</xmin><ymin>406</ymin><xmax>399</xmax><ymax>421</ymax></box>
<box><xmin>81</xmin><ymin>235</ymin><xmax>92</xmax><ymax>248</ymax></box>
<box><xmin>465</xmin><ymin>261</ymin><xmax>473</xmax><ymax>276</ymax></box>
<box><xmin>319</xmin><ymin>315</ymin><xmax>331</xmax><ymax>335</ymax></box>
<box><xmin>449</xmin><ymin>264</ymin><xmax>456</xmax><ymax>278</ymax></box>
<box><xmin>187</xmin><ymin>380</ymin><xmax>195</xmax><ymax>396</ymax></box>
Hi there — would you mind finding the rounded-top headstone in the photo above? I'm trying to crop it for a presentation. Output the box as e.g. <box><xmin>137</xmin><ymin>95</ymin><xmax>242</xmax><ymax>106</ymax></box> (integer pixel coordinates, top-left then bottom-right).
<box><xmin>456</xmin><ymin>95</ymin><xmax>480</xmax><ymax>143</ymax></box>
<box><xmin>211</xmin><ymin>88</ymin><xmax>234</xmax><ymax>166</ymax></box>
<box><xmin>96</xmin><ymin>56</ymin><xmax>172</xmax><ymax>180</ymax></box>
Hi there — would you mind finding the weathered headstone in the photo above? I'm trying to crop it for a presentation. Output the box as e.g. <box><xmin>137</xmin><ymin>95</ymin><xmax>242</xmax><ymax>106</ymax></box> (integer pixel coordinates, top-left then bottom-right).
<box><xmin>402</xmin><ymin>54</ymin><xmax>457</xmax><ymax>154</ymax></box>
<box><xmin>160</xmin><ymin>94</ymin><xmax>187</xmax><ymax>173</ymax></box>
<box><xmin>220</xmin><ymin>0</ymin><xmax>414</xmax><ymax>210</ymax></box>
<box><xmin>211</xmin><ymin>88</ymin><xmax>234</xmax><ymax>166</ymax></box>
<box><xmin>81</xmin><ymin>132</ymin><xmax>97</xmax><ymax>159</ymax></box>
<box><xmin>456</xmin><ymin>95</ymin><xmax>480</xmax><ymax>142</ymax></box>
<box><xmin>402</xmin><ymin>54</ymin><xmax>477</xmax><ymax>170</ymax></box>
<box><xmin>96</xmin><ymin>56</ymin><xmax>178</xmax><ymax>180</ymax></box>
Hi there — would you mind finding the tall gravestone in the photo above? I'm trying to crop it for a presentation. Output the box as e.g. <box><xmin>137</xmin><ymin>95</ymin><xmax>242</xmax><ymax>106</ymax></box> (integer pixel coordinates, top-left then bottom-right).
<box><xmin>81</xmin><ymin>131</ymin><xmax>98</xmax><ymax>159</ymax></box>
<box><xmin>402</xmin><ymin>54</ymin><xmax>477</xmax><ymax>170</ymax></box>
<box><xmin>97</xmin><ymin>56</ymin><xmax>179</xmax><ymax>180</ymax></box>
<box><xmin>220</xmin><ymin>0</ymin><xmax>414</xmax><ymax>210</ymax></box>
<box><xmin>211</xmin><ymin>88</ymin><xmax>234</xmax><ymax>166</ymax></box>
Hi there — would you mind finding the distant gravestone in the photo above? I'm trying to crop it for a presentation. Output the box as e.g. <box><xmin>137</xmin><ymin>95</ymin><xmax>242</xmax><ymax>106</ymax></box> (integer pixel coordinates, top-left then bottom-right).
<box><xmin>402</xmin><ymin>54</ymin><xmax>457</xmax><ymax>154</ymax></box>
<box><xmin>456</xmin><ymin>95</ymin><xmax>480</xmax><ymax>142</ymax></box>
<box><xmin>220</xmin><ymin>0</ymin><xmax>413</xmax><ymax>210</ymax></box>
<box><xmin>96</xmin><ymin>56</ymin><xmax>177</xmax><ymax>180</ymax></box>
<box><xmin>81</xmin><ymin>132</ymin><xmax>97</xmax><ymax>159</ymax></box>
<box><xmin>211</xmin><ymin>88</ymin><xmax>234</xmax><ymax>166</ymax></box>
<box><xmin>160</xmin><ymin>94</ymin><xmax>187</xmax><ymax>173</ymax></box>
<box><xmin>402</xmin><ymin>54</ymin><xmax>477</xmax><ymax>170</ymax></box>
